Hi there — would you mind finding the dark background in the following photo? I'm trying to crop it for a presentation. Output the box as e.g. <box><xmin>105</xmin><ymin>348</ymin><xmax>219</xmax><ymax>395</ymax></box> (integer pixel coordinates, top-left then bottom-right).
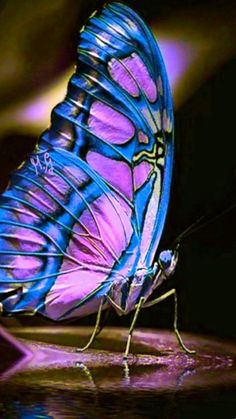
<box><xmin>0</xmin><ymin>0</ymin><xmax>236</xmax><ymax>341</ymax></box>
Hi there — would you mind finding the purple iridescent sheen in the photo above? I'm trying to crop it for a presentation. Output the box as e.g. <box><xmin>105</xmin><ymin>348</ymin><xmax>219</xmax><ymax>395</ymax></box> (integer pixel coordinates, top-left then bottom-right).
<box><xmin>134</xmin><ymin>161</ymin><xmax>153</xmax><ymax>191</ymax></box>
<box><xmin>88</xmin><ymin>101</ymin><xmax>135</xmax><ymax>144</ymax></box>
<box><xmin>108</xmin><ymin>58</ymin><xmax>139</xmax><ymax>97</ymax></box>
<box><xmin>109</xmin><ymin>53</ymin><xmax>157</xmax><ymax>102</ymax></box>
<box><xmin>86</xmin><ymin>151</ymin><xmax>133</xmax><ymax>200</ymax></box>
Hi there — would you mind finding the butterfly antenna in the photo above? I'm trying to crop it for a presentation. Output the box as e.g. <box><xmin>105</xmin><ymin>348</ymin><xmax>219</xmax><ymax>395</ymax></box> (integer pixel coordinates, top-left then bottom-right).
<box><xmin>173</xmin><ymin>214</ymin><xmax>205</xmax><ymax>248</ymax></box>
<box><xmin>172</xmin><ymin>202</ymin><xmax>236</xmax><ymax>248</ymax></box>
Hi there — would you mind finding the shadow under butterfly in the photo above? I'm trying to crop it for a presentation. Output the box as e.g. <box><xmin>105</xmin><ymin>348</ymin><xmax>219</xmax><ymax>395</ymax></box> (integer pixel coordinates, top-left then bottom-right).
<box><xmin>0</xmin><ymin>2</ymin><xmax>195</xmax><ymax>359</ymax></box>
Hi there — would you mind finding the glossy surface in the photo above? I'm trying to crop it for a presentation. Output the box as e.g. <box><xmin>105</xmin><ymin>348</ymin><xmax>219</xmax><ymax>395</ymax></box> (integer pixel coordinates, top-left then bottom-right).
<box><xmin>0</xmin><ymin>327</ymin><xmax>235</xmax><ymax>417</ymax></box>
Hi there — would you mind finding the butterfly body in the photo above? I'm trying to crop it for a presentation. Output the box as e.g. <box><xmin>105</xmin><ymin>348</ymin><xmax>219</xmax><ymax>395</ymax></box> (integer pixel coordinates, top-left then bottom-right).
<box><xmin>0</xmin><ymin>3</ymin><xmax>175</xmax><ymax>324</ymax></box>
<box><xmin>108</xmin><ymin>262</ymin><xmax>169</xmax><ymax>316</ymax></box>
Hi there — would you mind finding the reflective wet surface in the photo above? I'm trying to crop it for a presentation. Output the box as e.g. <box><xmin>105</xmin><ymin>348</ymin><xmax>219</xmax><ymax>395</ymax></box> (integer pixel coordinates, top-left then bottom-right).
<box><xmin>0</xmin><ymin>327</ymin><xmax>236</xmax><ymax>418</ymax></box>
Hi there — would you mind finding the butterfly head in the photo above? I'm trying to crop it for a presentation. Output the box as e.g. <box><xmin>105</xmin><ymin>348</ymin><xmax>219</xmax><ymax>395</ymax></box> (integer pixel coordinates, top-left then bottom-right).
<box><xmin>158</xmin><ymin>248</ymin><xmax>178</xmax><ymax>277</ymax></box>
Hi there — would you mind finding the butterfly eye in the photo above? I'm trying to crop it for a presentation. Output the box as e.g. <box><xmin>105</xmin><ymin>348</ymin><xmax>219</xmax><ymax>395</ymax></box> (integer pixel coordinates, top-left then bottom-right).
<box><xmin>158</xmin><ymin>250</ymin><xmax>173</xmax><ymax>269</ymax></box>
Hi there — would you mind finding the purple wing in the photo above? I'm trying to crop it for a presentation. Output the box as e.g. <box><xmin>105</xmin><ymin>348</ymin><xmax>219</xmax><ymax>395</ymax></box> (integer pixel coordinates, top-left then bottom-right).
<box><xmin>0</xmin><ymin>2</ymin><xmax>174</xmax><ymax>320</ymax></box>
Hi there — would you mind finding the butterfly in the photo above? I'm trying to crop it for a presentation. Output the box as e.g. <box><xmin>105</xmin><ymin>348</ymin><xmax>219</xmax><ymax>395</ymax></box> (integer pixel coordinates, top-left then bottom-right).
<box><xmin>0</xmin><ymin>2</ymin><xmax>195</xmax><ymax>358</ymax></box>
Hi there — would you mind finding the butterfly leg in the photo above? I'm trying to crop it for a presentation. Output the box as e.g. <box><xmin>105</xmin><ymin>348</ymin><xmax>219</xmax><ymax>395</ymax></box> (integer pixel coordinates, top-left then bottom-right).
<box><xmin>124</xmin><ymin>296</ymin><xmax>145</xmax><ymax>360</ymax></box>
<box><xmin>94</xmin><ymin>306</ymin><xmax>112</xmax><ymax>338</ymax></box>
<box><xmin>142</xmin><ymin>289</ymin><xmax>196</xmax><ymax>355</ymax></box>
<box><xmin>76</xmin><ymin>297</ymin><xmax>104</xmax><ymax>352</ymax></box>
<box><xmin>106</xmin><ymin>294</ymin><xmax>126</xmax><ymax>315</ymax></box>
<box><xmin>106</xmin><ymin>295</ymin><xmax>146</xmax><ymax>358</ymax></box>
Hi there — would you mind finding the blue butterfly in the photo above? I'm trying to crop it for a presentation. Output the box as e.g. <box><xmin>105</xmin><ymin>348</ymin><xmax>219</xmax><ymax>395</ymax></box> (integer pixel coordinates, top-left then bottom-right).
<box><xmin>0</xmin><ymin>2</ymin><xmax>195</xmax><ymax>358</ymax></box>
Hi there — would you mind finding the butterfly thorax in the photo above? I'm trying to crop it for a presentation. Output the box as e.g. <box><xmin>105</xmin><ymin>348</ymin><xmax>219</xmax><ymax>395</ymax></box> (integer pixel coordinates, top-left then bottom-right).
<box><xmin>109</xmin><ymin>250</ymin><xmax>178</xmax><ymax>315</ymax></box>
